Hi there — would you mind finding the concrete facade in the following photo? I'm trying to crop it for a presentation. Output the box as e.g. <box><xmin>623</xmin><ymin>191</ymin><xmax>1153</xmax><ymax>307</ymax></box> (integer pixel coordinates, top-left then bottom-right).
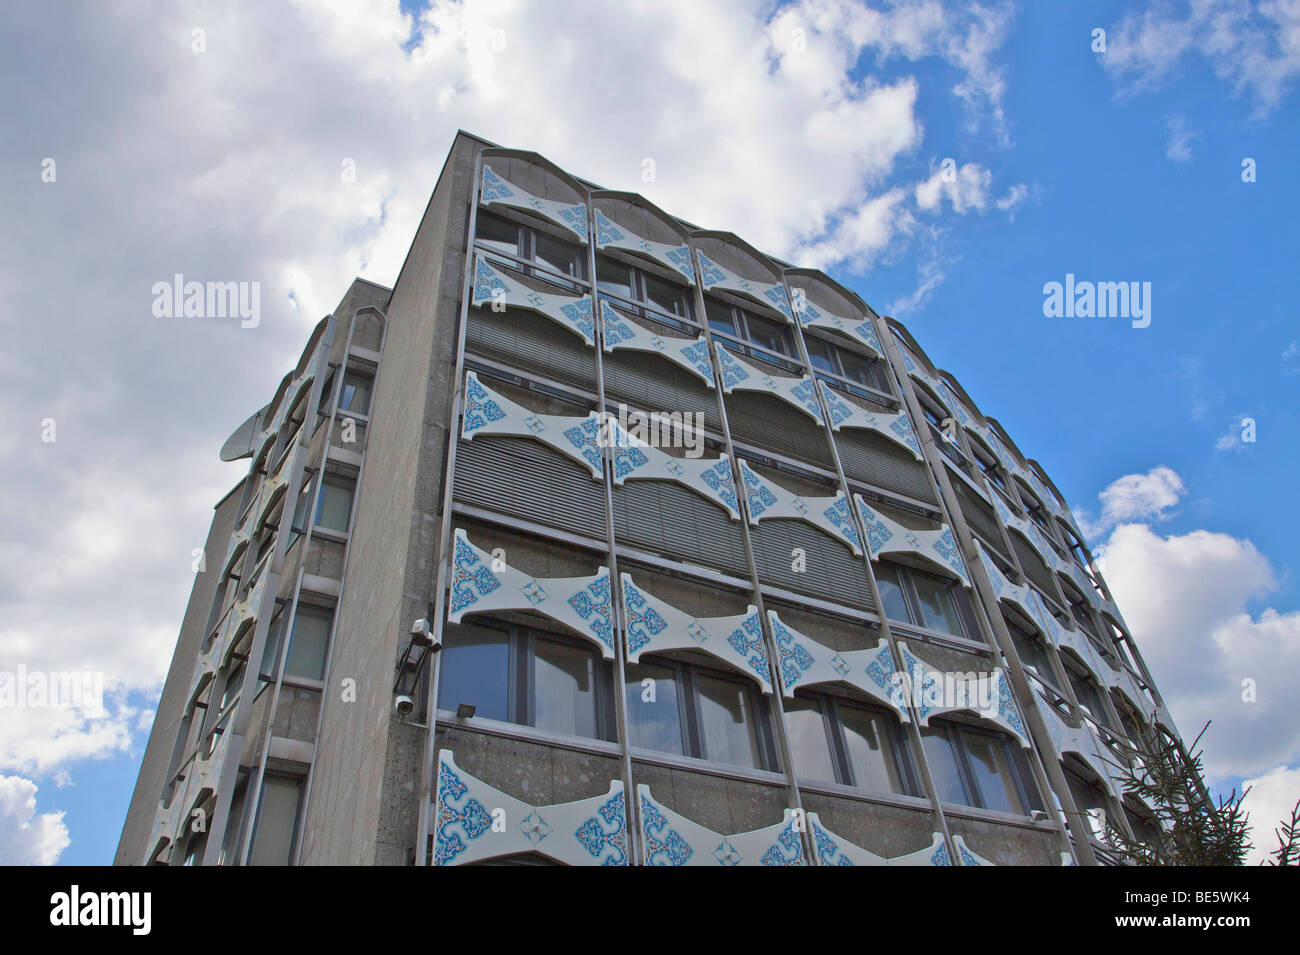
<box><xmin>117</xmin><ymin>131</ymin><xmax>1180</xmax><ymax>867</ymax></box>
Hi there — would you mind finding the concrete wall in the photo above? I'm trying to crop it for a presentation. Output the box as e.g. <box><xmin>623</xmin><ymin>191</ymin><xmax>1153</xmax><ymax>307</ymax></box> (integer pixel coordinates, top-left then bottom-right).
<box><xmin>297</xmin><ymin>134</ymin><xmax>478</xmax><ymax>865</ymax></box>
<box><xmin>114</xmin><ymin>480</ymin><xmax>244</xmax><ymax>865</ymax></box>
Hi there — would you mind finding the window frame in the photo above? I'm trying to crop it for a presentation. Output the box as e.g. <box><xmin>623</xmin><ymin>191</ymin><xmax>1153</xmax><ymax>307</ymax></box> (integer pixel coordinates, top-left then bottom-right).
<box><xmin>705</xmin><ymin>296</ymin><xmax>796</xmax><ymax>362</ymax></box>
<box><xmin>921</xmin><ymin>718</ymin><xmax>1039</xmax><ymax>815</ymax></box>
<box><xmin>873</xmin><ymin>559</ymin><xmax>973</xmax><ymax>639</ymax></box>
<box><xmin>475</xmin><ymin>208</ymin><xmax>587</xmax><ymax>282</ymax></box>
<box><xmin>785</xmin><ymin>689</ymin><xmax>918</xmax><ymax>795</ymax></box>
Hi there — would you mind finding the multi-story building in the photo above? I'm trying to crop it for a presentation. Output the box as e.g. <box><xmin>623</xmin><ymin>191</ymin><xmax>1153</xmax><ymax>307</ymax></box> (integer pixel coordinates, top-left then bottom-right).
<box><xmin>116</xmin><ymin>130</ymin><xmax>1181</xmax><ymax>867</ymax></box>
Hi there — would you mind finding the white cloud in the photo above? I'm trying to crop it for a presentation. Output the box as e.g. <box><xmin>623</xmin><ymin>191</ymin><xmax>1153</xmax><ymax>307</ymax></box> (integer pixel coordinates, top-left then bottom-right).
<box><xmin>1077</xmin><ymin>465</ymin><xmax>1185</xmax><ymax>537</ymax></box>
<box><xmin>0</xmin><ymin>776</ymin><xmax>69</xmax><ymax>865</ymax></box>
<box><xmin>1214</xmin><ymin>414</ymin><xmax>1256</xmax><ymax>452</ymax></box>
<box><xmin>1165</xmin><ymin>114</ymin><xmax>1198</xmax><ymax>162</ymax></box>
<box><xmin>1096</xmin><ymin>521</ymin><xmax>1300</xmax><ymax>779</ymax></box>
<box><xmin>1105</xmin><ymin>0</ymin><xmax>1300</xmax><ymax>113</ymax></box>
<box><xmin>1241</xmin><ymin>764</ymin><xmax>1300</xmax><ymax>864</ymax></box>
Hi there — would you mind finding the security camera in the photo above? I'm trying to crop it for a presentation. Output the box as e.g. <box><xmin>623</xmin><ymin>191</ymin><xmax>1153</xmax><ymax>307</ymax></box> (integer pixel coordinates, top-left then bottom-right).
<box><xmin>394</xmin><ymin>694</ymin><xmax>415</xmax><ymax>716</ymax></box>
<box><xmin>410</xmin><ymin>618</ymin><xmax>438</xmax><ymax>649</ymax></box>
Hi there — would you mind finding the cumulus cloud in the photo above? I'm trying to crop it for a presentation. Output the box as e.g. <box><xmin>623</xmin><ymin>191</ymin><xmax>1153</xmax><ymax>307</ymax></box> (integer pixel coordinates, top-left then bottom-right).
<box><xmin>1104</xmin><ymin>0</ymin><xmax>1300</xmax><ymax>113</ymax></box>
<box><xmin>1076</xmin><ymin>466</ymin><xmax>1185</xmax><ymax>538</ymax></box>
<box><xmin>0</xmin><ymin>776</ymin><xmax>69</xmax><ymax>865</ymax></box>
<box><xmin>1241</xmin><ymin>764</ymin><xmax>1300</xmax><ymax>864</ymax></box>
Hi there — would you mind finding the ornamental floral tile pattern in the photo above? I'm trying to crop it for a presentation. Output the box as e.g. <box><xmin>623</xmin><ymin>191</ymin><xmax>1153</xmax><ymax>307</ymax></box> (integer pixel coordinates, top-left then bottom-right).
<box><xmin>598</xmin><ymin>300</ymin><xmax>713</xmax><ymax>386</ymax></box>
<box><xmin>806</xmin><ymin>819</ymin><xmax>963</xmax><ymax>866</ymax></box>
<box><xmin>896</xmin><ymin>641</ymin><xmax>1032</xmax><ymax>748</ymax></box>
<box><xmin>853</xmin><ymin>495</ymin><xmax>969</xmax><ymax>584</ymax></box>
<box><xmin>448</xmin><ymin>529</ymin><xmax>615</xmax><ymax>659</ymax></box>
<box><xmin>736</xmin><ymin>461</ymin><xmax>862</xmax><ymax>555</ymax></box>
<box><xmin>460</xmin><ymin>371</ymin><xmax>603</xmax><ymax>479</ymax></box>
<box><xmin>434</xmin><ymin>751</ymin><xmax>627</xmax><ymax>866</ymax></box>
<box><xmin>592</xmin><ymin>210</ymin><xmax>694</xmax><ymax>283</ymax></box>
<box><xmin>695</xmin><ymin>252</ymin><xmax>793</xmax><ymax>321</ymax></box>
<box><xmin>793</xmin><ymin>300</ymin><xmax>884</xmax><ymax>356</ymax></box>
<box><xmin>480</xmin><ymin>165</ymin><xmax>588</xmax><ymax>242</ymax></box>
<box><xmin>766</xmin><ymin>611</ymin><xmax>907</xmax><ymax>717</ymax></box>
<box><xmin>471</xmin><ymin>255</ymin><xmax>595</xmax><ymax>345</ymax></box>
<box><xmin>620</xmin><ymin>573</ymin><xmax>772</xmax><ymax>693</ymax></box>
<box><xmin>637</xmin><ymin>785</ymin><xmax>806</xmax><ymax>867</ymax></box>
<box><xmin>716</xmin><ymin>346</ymin><xmax>826</xmax><ymax>426</ymax></box>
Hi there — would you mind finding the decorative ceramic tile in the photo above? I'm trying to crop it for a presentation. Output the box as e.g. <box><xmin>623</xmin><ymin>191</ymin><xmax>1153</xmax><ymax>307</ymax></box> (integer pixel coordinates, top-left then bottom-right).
<box><xmin>767</xmin><ymin>612</ymin><xmax>906</xmax><ymax>718</ymax></box>
<box><xmin>593</xmin><ymin>210</ymin><xmax>694</xmax><ymax>283</ymax></box>
<box><xmin>819</xmin><ymin>381</ymin><xmax>922</xmax><ymax>459</ymax></box>
<box><xmin>449</xmin><ymin>528</ymin><xmax>615</xmax><ymax>658</ymax></box>
<box><xmin>638</xmin><ymin>785</ymin><xmax>804</xmax><ymax>866</ymax></box>
<box><xmin>471</xmin><ymin>255</ymin><xmax>595</xmax><ymax>345</ymax></box>
<box><xmin>599</xmin><ymin>300</ymin><xmax>713</xmax><ymax>386</ymax></box>
<box><xmin>790</xmin><ymin>298</ymin><xmax>883</xmax><ymax>356</ymax></box>
<box><xmin>896</xmin><ymin>641</ymin><xmax>1031</xmax><ymax>747</ymax></box>
<box><xmin>714</xmin><ymin>346</ymin><xmax>826</xmax><ymax>425</ymax></box>
<box><xmin>620</xmin><ymin>573</ymin><xmax>771</xmax><ymax>693</ymax></box>
<box><xmin>434</xmin><ymin>750</ymin><xmax>627</xmax><ymax>866</ymax></box>
<box><xmin>480</xmin><ymin>165</ymin><xmax>588</xmax><ymax>242</ymax></box>
<box><xmin>853</xmin><ymin>495</ymin><xmax>970</xmax><ymax>585</ymax></box>
<box><xmin>695</xmin><ymin>252</ymin><xmax>794</xmax><ymax>322</ymax></box>
<box><xmin>736</xmin><ymin>460</ymin><xmax>861</xmax><ymax>554</ymax></box>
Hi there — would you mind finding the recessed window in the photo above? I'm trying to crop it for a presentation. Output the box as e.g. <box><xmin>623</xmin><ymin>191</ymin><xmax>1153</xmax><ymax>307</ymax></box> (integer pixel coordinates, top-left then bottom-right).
<box><xmin>597</xmin><ymin>254</ymin><xmax>692</xmax><ymax>321</ymax></box>
<box><xmin>623</xmin><ymin>658</ymin><xmax>776</xmax><ymax>771</ymax></box>
<box><xmin>806</xmin><ymin>336</ymin><xmax>887</xmax><ymax>391</ymax></box>
<box><xmin>476</xmin><ymin>210</ymin><xmax>585</xmax><ymax>279</ymax></box>
<box><xmin>313</xmin><ymin>474</ymin><xmax>355</xmax><ymax>533</ymax></box>
<box><xmin>474</xmin><ymin>210</ymin><xmax>522</xmax><ymax>256</ymax></box>
<box><xmin>920</xmin><ymin>720</ymin><xmax>1039</xmax><ymax>814</ymax></box>
<box><xmin>705</xmin><ymin>297</ymin><xmax>792</xmax><ymax>357</ymax></box>
<box><xmin>285</xmin><ymin>605</ymin><xmax>332</xmax><ymax>681</ymax></box>
<box><xmin>437</xmin><ymin>620</ymin><xmax>615</xmax><ymax>742</ymax></box>
<box><xmin>786</xmin><ymin>692</ymin><xmax>913</xmax><ymax>793</ymax></box>
<box><xmin>873</xmin><ymin>560</ymin><xmax>972</xmax><ymax>638</ymax></box>
<box><xmin>248</xmin><ymin>774</ymin><xmax>303</xmax><ymax>866</ymax></box>
<box><xmin>339</xmin><ymin>371</ymin><xmax>372</xmax><ymax>416</ymax></box>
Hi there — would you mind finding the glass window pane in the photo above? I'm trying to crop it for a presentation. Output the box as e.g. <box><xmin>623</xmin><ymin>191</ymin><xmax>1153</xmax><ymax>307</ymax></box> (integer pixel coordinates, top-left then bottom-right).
<box><xmin>805</xmin><ymin>338</ymin><xmax>836</xmax><ymax>375</ymax></box>
<box><xmin>839</xmin><ymin>705</ymin><xmax>905</xmax><ymax>793</ymax></box>
<box><xmin>532</xmin><ymin>638</ymin><xmax>599</xmax><ymax>739</ymax></box>
<box><xmin>913</xmin><ymin>571</ymin><xmax>962</xmax><ymax>635</ymax></box>
<box><xmin>643</xmin><ymin>273</ymin><xmax>688</xmax><ymax>317</ymax></box>
<box><xmin>705</xmin><ymin>300</ymin><xmax>737</xmax><ymax>337</ymax></box>
<box><xmin>624</xmin><ymin>662</ymin><xmax>684</xmax><ymax>755</ymax></box>
<box><xmin>920</xmin><ymin>726</ymin><xmax>969</xmax><ymax>805</ymax></box>
<box><xmin>961</xmin><ymin>730</ymin><xmax>1025</xmax><ymax>814</ymax></box>
<box><xmin>285</xmin><ymin>607</ymin><xmax>331</xmax><ymax>680</ymax></box>
<box><xmin>696</xmin><ymin>673</ymin><xmax>763</xmax><ymax>769</ymax></box>
<box><xmin>475</xmin><ymin>212</ymin><xmax>520</xmax><ymax>256</ymax></box>
<box><xmin>745</xmin><ymin>313</ymin><xmax>788</xmax><ymax>355</ymax></box>
<box><xmin>339</xmin><ymin>372</ymin><xmax>372</xmax><ymax>415</ymax></box>
<box><xmin>314</xmin><ymin>475</ymin><xmax>354</xmax><ymax>532</ymax></box>
<box><xmin>596</xmin><ymin>257</ymin><xmax>633</xmax><ymax>298</ymax></box>
<box><xmin>248</xmin><ymin>776</ymin><xmax>302</xmax><ymax>866</ymax></box>
<box><xmin>438</xmin><ymin>625</ymin><xmax>511</xmax><ymax>722</ymax></box>
<box><xmin>534</xmin><ymin>232</ymin><xmax>583</xmax><ymax>277</ymax></box>
<box><xmin>873</xmin><ymin>562</ymin><xmax>912</xmax><ymax>623</ymax></box>
<box><xmin>784</xmin><ymin>697</ymin><xmax>837</xmax><ymax>783</ymax></box>
<box><xmin>838</xmin><ymin>350</ymin><xmax>877</xmax><ymax>388</ymax></box>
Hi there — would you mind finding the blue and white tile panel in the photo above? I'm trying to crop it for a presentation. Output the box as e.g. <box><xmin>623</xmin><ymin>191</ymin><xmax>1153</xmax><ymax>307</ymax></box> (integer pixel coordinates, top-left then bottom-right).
<box><xmin>471</xmin><ymin>255</ymin><xmax>595</xmax><ymax>346</ymax></box>
<box><xmin>715</xmin><ymin>346</ymin><xmax>826</xmax><ymax>425</ymax></box>
<box><xmin>448</xmin><ymin>529</ymin><xmax>616</xmax><ymax>659</ymax></box>
<box><xmin>809</xmin><ymin>820</ymin><xmax>994</xmax><ymax>866</ymax></box>
<box><xmin>598</xmin><ymin>415</ymin><xmax>740</xmax><ymax>517</ymax></box>
<box><xmin>460</xmin><ymin>371</ymin><xmax>604</xmax><ymax>479</ymax></box>
<box><xmin>791</xmin><ymin>299</ymin><xmax>883</xmax><ymax>356</ymax></box>
<box><xmin>696</xmin><ymin>252</ymin><xmax>794</xmax><ymax>322</ymax></box>
<box><xmin>638</xmin><ymin>785</ymin><xmax>804</xmax><ymax>866</ymax></box>
<box><xmin>593</xmin><ymin>210</ymin><xmax>694</xmax><ymax>283</ymax></box>
<box><xmin>620</xmin><ymin>573</ymin><xmax>771</xmax><ymax>693</ymax></box>
<box><xmin>819</xmin><ymin>381</ymin><xmax>923</xmax><ymax>459</ymax></box>
<box><xmin>599</xmin><ymin>300</ymin><xmax>714</xmax><ymax>387</ymax></box>
<box><xmin>767</xmin><ymin>612</ymin><xmax>906</xmax><ymax>719</ymax></box>
<box><xmin>895</xmin><ymin>641</ymin><xmax>1031</xmax><ymax>748</ymax></box>
<box><xmin>737</xmin><ymin>460</ymin><xmax>861</xmax><ymax>554</ymax></box>
<box><xmin>853</xmin><ymin>495</ymin><xmax>970</xmax><ymax>586</ymax></box>
<box><xmin>480</xmin><ymin>165</ymin><xmax>588</xmax><ymax>242</ymax></box>
<box><xmin>1034</xmin><ymin>695</ymin><xmax>1127</xmax><ymax>800</ymax></box>
<box><xmin>896</xmin><ymin>342</ymin><xmax>953</xmax><ymax>413</ymax></box>
<box><xmin>434</xmin><ymin>751</ymin><xmax>627</xmax><ymax>866</ymax></box>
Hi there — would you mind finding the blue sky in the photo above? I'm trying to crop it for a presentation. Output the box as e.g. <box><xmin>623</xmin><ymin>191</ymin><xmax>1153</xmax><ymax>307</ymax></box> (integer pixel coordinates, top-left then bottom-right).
<box><xmin>1</xmin><ymin>0</ymin><xmax>1296</xmax><ymax>865</ymax></box>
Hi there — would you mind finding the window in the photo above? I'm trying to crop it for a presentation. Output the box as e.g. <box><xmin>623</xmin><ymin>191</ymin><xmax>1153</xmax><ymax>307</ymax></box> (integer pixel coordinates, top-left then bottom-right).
<box><xmin>785</xmin><ymin>693</ymin><xmax>913</xmax><ymax>794</ymax></box>
<box><xmin>284</xmin><ymin>605</ymin><xmax>332</xmax><ymax>681</ymax></box>
<box><xmin>805</xmin><ymin>336</ymin><xmax>888</xmax><ymax>391</ymax></box>
<box><xmin>1069</xmin><ymin>669</ymin><xmax>1111</xmax><ymax>728</ymax></box>
<box><xmin>248</xmin><ymin>774</ymin><xmax>303</xmax><ymax>866</ymax></box>
<box><xmin>973</xmin><ymin>446</ymin><xmax>1007</xmax><ymax>491</ymax></box>
<box><xmin>920</xmin><ymin>720</ymin><xmax>1039</xmax><ymax>814</ymax></box>
<box><xmin>313</xmin><ymin>473</ymin><xmax>355</xmax><ymax>533</ymax></box>
<box><xmin>705</xmin><ymin>298</ymin><xmax>793</xmax><ymax>357</ymax></box>
<box><xmin>218</xmin><ymin>661</ymin><xmax>246</xmax><ymax>713</ymax></box>
<box><xmin>259</xmin><ymin>605</ymin><xmax>286</xmax><ymax>681</ymax></box>
<box><xmin>623</xmin><ymin>659</ymin><xmax>776</xmax><ymax>771</ymax></box>
<box><xmin>437</xmin><ymin>621</ymin><xmax>615</xmax><ymax>742</ymax></box>
<box><xmin>596</xmin><ymin>254</ymin><xmax>692</xmax><ymax>320</ymax></box>
<box><xmin>338</xmin><ymin>371</ymin><xmax>372</xmax><ymax>415</ymax></box>
<box><xmin>1008</xmin><ymin>618</ymin><xmax>1057</xmax><ymax>688</ymax></box>
<box><xmin>476</xmin><ymin>210</ymin><xmax>585</xmax><ymax>279</ymax></box>
<box><xmin>873</xmin><ymin>560</ymin><xmax>972</xmax><ymax>638</ymax></box>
